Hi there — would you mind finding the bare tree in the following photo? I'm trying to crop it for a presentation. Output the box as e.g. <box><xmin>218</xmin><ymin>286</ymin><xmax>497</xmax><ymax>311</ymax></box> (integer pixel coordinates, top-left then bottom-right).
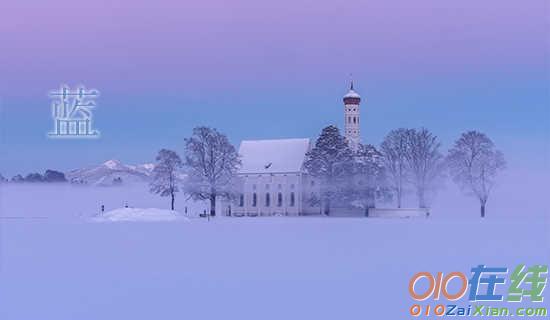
<box><xmin>405</xmin><ymin>128</ymin><xmax>445</xmax><ymax>208</ymax></box>
<box><xmin>150</xmin><ymin>149</ymin><xmax>183</xmax><ymax>210</ymax></box>
<box><xmin>183</xmin><ymin>127</ymin><xmax>241</xmax><ymax>216</ymax></box>
<box><xmin>447</xmin><ymin>131</ymin><xmax>505</xmax><ymax>218</ymax></box>
<box><xmin>353</xmin><ymin>144</ymin><xmax>391</xmax><ymax>216</ymax></box>
<box><xmin>380</xmin><ymin>128</ymin><xmax>410</xmax><ymax>208</ymax></box>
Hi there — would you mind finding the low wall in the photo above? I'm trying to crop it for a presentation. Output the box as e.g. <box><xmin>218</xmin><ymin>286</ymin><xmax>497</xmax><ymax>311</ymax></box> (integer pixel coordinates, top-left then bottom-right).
<box><xmin>368</xmin><ymin>208</ymin><xmax>429</xmax><ymax>218</ymax></box>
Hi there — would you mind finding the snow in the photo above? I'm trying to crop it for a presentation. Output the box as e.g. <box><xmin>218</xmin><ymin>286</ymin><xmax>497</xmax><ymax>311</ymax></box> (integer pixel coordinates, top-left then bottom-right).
<box><xmin>0</xmin><ymin>183</ymin><xmax>209</xmax><ymax>218</ymax></box>
<box><xmin>93</xmin><ymin>207</ymin><xmax>187</xmax><ymax>222</ymax></box>
<box><xmin>66</xmin><ymin>160</ymin><xmax>153</xmax><ymax>186</ymax></box>
<box><xmin>127</xmin><ymin>163</ymin><xmax>155</xmax><ymax>175</ymax></box>
<box><xmin>0</xmin><ymin>179</ymin><xmax>548</xmax><ymax>319</ymax></box>
<box><xmin>238</xmin><ymin>138</ymin><xmax>310</xmax><ymax>174</ymax></box>
<box><xmin>0</xmin><ymin>217</ymin><xmax>547</xmax><ymax>320</ymax></box>
<box><xmin>343</xmin><ymin>89</ymin><xmax>360</xmax><ymax>99</ymax></box>
<box><xmin>103</xmin><ymin>159</ymin><xmax>125</xmax><ymax>170</ymax></box>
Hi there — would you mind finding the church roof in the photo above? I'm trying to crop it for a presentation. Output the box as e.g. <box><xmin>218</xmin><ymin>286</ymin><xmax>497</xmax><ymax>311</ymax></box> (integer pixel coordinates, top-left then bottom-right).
<box><xmin>344</xmin><ymin>89</ymin><xmax>360</xmax><ymax>99</ymax></box>
<box><xmin>343</xmin><ymin>81</ymin><xmax>361</xmax><ymax>99</ymax></box>
<box><xmin>238</xmin><ymin>138</ymin><xmax>311</xmax><ymax>174</ymax></box>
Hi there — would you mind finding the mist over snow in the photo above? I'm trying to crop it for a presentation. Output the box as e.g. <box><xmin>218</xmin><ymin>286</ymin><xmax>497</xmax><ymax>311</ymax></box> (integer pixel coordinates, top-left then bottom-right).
<box><xmin>1</xmin><ymin>167</ymin><xmax>547</xmax><ymax>220</ymax></box>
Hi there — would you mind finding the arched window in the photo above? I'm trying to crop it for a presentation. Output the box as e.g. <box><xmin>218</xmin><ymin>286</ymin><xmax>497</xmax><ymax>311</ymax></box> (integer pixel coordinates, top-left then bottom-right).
<box><xmin>239</xmin><ymin>194</ymin><xmax>244</xmax><ymax>207</ymax></box>
<box><xmin>252</xmin><ymin>193</ymin><xmax>257</xmax><ymax>207</ymax></box>
<box><xmin>353</xmin><ymin>117</ymin><xmax>356</xmax><ymax>124</ymax></box>
<box><xmin>348</xmin><ymin>116</ymin><xmax>351</xmax><ymax>123</ymax></box>
<box><xmin>265</xmin><ymin>193</ymin><xmax>270</xmax><ymax>207</ymax></box>
<box><xmin>290</xmin><ymin>192</ymin><xmax>295</xmax><ymax>207</ymax></box>
<box><xmin>277</xmin><ymin>193</ymin><xmax>283</xmax><ymax>207</ymax></box>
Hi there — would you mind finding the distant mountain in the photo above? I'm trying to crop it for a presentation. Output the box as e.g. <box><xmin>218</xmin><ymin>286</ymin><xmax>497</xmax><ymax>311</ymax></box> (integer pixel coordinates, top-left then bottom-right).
<box><xmin>66</xmin><ymin>160</ymin><xmax>155</xmax><ymax>186</ymax></box>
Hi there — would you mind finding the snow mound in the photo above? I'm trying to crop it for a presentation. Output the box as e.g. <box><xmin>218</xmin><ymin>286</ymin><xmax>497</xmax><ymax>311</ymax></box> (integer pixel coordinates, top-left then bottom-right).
<box><xmin>93</xmin><ymin>208</ymin><xmax>187</xmax><ymax>222</ymax></box>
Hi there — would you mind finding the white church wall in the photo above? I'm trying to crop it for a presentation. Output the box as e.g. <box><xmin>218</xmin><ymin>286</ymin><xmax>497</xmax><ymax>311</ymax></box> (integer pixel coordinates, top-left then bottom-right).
<box><xmin>232</xmin><ymin>173</ymin><xmax>303</xmax><ymax>216</ymax></box>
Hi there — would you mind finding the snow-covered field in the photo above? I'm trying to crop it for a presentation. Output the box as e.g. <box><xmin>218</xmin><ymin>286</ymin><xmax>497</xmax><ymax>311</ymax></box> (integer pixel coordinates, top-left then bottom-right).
<box><xmin>93</xmin><ymin>207</ymin><xmax>187</xmax><ymax>222</ymax></box>
<box><xmin>0</xmin><ymin>183</ymin><xmax>548</xmax><ymax>319</ymax></box>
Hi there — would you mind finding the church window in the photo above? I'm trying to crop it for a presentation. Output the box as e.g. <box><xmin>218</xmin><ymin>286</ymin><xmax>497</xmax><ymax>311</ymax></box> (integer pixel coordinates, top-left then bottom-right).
<box><xmin>290</xmin><ymin>192</ymin><xmax>295</xmax><ymax>207</ymax></box>
<box><xmin>252</xmin><ymin>193</ymin><xmax>257</xmax><ymax>207</ymax></box>
<box><xmin>277</xmin><ymin>193</ymin><xmax>283</xmax><ymax>207</ymax></box>
<box><xmin>353</xmin><ymin>117</ymin><xmax>356</xmax><ymax>124</ymax></box>
<box><xmin>239</xmin><ymin>194</ymin><xmax>244</xmax><ymax>207</ymax></box>
<box><xmin>265</xmin><ymin>193</ymin><xmax>270</xmax><ymax>207</ymax></box>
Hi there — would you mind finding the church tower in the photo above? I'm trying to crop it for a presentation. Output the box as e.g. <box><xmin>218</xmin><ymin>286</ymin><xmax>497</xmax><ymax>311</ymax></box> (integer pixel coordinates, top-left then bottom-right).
<box><xmin>343</xmin><ymin>81</ymin><xmax>361</xmax><ymax>151</ymax></box>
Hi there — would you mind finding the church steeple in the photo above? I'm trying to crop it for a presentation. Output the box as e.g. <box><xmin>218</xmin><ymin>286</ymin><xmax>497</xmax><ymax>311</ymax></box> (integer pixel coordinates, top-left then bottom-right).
<box><xmin>343</xmin><ymin>80</ymin><xmax>362</xmax><ymax>151</ymax></box>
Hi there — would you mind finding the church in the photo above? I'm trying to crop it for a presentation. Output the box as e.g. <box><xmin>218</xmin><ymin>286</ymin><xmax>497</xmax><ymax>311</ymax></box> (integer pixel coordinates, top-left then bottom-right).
<box><xmin>230</xmin><ymin>82</ymin><xmax>363</xmax><ymax>217</ymax></box>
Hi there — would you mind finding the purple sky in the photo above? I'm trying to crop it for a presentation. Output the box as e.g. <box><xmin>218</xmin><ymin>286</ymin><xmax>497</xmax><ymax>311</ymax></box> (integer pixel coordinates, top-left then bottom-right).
<box><xmin>2</xmin><ymin>0</ymin><xmax>547</xmax><ymax>96</ymax></box>
<box><xmin>0</xmin><ymin>0</ymin><xmax>548</xmax><ymax>176</ymax></box>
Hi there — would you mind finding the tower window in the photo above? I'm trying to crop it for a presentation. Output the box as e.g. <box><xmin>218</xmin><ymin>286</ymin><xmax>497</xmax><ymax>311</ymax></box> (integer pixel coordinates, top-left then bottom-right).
<box><xmin>277</xmin><ymin>193</ymin><xmax>283</xmax><ymax>207</ymax></box>
<box><xmin>265</xmin><ymin>193</ymin><xmax>270</xmax><ymax>207</ymax></box>
<box><xmin>290</xmin><ymin>192</ymin><xmax>295</xmax><ymax>207</ymax></box>
<box><xmin>353</xmin><ymin>117</ymin><xmax>356</xmax><ymax>124</ymax></box>
<box><xmin>239</xmin><ymin>194</ymin><xmax>244</xmax><ymax>207</ymax></box>
<box><xmin>252</xmin><ymin>193</ymin><xmax>257</xmax><ymax>207</ymax></box>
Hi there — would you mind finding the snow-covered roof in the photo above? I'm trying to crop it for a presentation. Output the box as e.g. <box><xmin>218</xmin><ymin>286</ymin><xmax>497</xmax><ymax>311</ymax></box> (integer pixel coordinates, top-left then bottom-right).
<box><xmin>238</xmin><ymin>138</ymin><xmax>310</xmax><ymax>174</ymax></box>
<box><xmin>344</xmin><ymin>89</ymin><xmax>361</xmax><ymax>99</ymax></box>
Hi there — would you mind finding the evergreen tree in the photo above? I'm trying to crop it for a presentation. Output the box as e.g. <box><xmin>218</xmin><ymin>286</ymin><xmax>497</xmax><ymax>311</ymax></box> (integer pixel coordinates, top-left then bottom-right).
<box><xmin>304</xmin><ymin>125</ymin><xmax>354</xmax><ymax>215</ymax></box>
<box><xmin>11</xmin><ymin>174</ymin><xmax>24</xmax><ymax>183</ymax></box>
<box><xmin>25</xmin><ymin>173</ymin><xmax>44</xmax><ymax>182</ymax></box>
<box><xmin>43</xmin><ymin>169</ymin><xmax>67</xmax><ymax>182</ymax></box>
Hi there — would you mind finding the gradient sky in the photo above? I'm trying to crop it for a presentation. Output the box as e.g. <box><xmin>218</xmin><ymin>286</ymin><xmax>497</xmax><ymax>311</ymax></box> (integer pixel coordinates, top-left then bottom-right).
<box><xmin>0</xmin><ymin>0</ymin><xmax>548</xmax><ymax>176</ymax></box>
